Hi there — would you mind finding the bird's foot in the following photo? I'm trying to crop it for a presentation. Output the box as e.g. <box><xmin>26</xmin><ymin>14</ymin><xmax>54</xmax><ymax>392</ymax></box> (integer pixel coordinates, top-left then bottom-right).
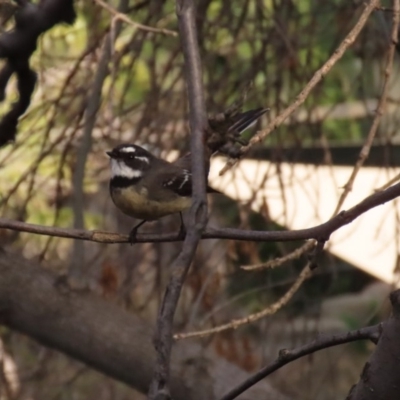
<box><xmin>128</xmin><ymin>227</ymin><xmax>139</xmax><ymax>246</ymax></box>
<box><xmin>178</xmin><ymin>212</ymin><xmax>186</xmax><ymax>240</ymax></box>
<box><xmin>128</xmin><ymin>220</ymin><xmax>147</xmax><ymax>245</ymax></box>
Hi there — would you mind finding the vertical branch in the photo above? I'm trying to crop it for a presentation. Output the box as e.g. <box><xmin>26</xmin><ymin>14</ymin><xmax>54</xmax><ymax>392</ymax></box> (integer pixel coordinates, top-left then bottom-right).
<box><xmin>69</xmin><ymin>34</ymin><xmax>112</xmax><ymax>280</ymax></box>
<box><xmin>148</xmin><ymin>0</ymin><xmax>208</xmax><ymax>398</ymax></box>
<box><xmin>177</xmin><ymin>0</ymin><xmax>208</xmax><ymax>199</ymax></box>
<box><xmin>69</xmin><ymin>0</ymin><xmax>129</xmax><ymax>281</ymax></box>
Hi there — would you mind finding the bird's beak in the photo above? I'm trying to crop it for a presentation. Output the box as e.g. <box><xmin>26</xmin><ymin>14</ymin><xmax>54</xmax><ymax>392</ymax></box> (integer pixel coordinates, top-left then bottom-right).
<box><xmin>106</xmin><ymin>150</ymin><xmax>115</xmax><ymax>158</ymax></box>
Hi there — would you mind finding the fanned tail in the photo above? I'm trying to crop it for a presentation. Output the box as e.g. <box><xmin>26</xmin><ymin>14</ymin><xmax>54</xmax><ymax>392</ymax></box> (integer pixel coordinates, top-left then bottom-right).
<box><xmin>227</xmin><ymin>107</ymin><xmax>268</xmax><ymax>135</ymax></box>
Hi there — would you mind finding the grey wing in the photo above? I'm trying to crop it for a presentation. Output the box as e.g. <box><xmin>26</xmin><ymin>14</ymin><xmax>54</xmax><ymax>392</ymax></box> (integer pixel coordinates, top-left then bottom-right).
<box><xmin>162</xmin><ymin>168</ymin><xmax>219</xmax><ymax>196</ymax></box>
<box><xmin>173</xmin><ymin>152</ymin><xmax>211</xmax><ymax>177</ymax></box>
<box><xmin>162</xmin><ymin>169</ymin><xmax>193</xmax><ymax>197</ymax></box>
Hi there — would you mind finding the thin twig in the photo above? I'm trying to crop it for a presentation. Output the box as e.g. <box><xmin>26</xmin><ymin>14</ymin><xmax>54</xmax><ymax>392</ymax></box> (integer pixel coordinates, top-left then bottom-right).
<box><xmin>219</xmin><ymin>0</ymin><xmax>380</xmax><ymax>176</ymax></box>
<box><xmin>219</xmin><ymin>324</ymin><xmax>381</xmax><ymax>400</ymax></box>
<box><xmin>174</xmin><ymin>263</ymin><xmax>312</xmax><ymax>340</ymax></box>
<box><xmin>94</xmin><ymin>0</ymin><xmax>177</xmax><ymax>37</ymax></box>
<box><xmin>147</xmin><ymin>1</ymin><xmax>207</xmax><ymax>398</ymax></box>
<box><xmin>331</xmin><ymin>0</ymin><xmax>400</xmax><ymax>216</ymax></box>
<box><xmin>241</xmin><ymin>240</ymin><xmax>316</xmax><ymax>271</ymax></box>
<box><xmin>376</xmin><ymin>173</ymin><xmax>400</xmax><ymax>191</ymax></box>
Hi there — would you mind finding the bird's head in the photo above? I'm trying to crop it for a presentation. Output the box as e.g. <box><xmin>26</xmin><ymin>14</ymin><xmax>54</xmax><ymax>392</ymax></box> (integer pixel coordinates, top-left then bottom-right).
<box><xmin>106</xmin><ymin>144</ymin><xmax>153</xmax><ymax>179</ymax></box>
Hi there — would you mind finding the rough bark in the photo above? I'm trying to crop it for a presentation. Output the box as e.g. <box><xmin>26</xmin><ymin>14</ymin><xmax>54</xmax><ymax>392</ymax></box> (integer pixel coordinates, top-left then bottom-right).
<box><xmin>0</xmin><ymin>250</ymin><xmax>288</xmax><ymax>400</ymax></box>
<box><xmin>347</xmin><ymin>289</ymin><xmax>400</xmax><ymax>400</ymax></box>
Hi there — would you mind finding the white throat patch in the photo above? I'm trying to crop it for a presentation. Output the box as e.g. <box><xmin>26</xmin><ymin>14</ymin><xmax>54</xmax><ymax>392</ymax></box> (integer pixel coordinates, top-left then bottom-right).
<box><xmin>110</xmin><ymin>159</ymin><xmax>142</xmax><ymax>179</ymax></box>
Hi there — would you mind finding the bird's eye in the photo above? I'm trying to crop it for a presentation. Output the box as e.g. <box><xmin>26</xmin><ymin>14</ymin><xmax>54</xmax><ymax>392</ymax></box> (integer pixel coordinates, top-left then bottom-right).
<box><xmin>128</xmin><ymin>154</ymin><xmax>135</xmax><ymax>159</ymax></box>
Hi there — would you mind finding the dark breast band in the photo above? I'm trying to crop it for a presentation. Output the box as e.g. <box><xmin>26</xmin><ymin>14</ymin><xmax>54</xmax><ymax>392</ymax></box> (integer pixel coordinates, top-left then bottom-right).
<box><xmin>110</xmin><ymin>176</ymin><xmax>142</xmax><ymax>188</ymax></box>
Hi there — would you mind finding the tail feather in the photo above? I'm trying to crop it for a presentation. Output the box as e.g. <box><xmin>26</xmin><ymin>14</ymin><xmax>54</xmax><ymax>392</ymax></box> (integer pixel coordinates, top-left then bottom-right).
<box><xmin>228</xmin><ymin>107</ymin><xmax>268</xmax><ymax>135</ymax></box>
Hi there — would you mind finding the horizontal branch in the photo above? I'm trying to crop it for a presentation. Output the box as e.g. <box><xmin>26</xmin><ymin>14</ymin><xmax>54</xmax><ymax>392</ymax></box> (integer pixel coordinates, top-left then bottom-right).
<box><xmin>0</xmin><ymin>251</ymin><xmax>201</xmax><ymax>399</ymax></box>
<box><xmin>0</xmin><ymin>251</ymin><xmax>286</xmax><ymax>400</ymax></box>
<box><xmin>1</xmin><ymin>179</ymin><xmax>400</xmax><ymax>244</ymax></box>
<box><xmin>220</xmin><ymin>324</ymin><xmax>381</xmax><ymax>400</ymax></box>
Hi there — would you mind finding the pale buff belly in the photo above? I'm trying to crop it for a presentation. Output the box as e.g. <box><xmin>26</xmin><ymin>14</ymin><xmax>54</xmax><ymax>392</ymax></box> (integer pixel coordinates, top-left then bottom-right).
<box><xmin>111</xmin><ymin>186</ymin><xmax>191</xmax><ymax>220</ymax></box>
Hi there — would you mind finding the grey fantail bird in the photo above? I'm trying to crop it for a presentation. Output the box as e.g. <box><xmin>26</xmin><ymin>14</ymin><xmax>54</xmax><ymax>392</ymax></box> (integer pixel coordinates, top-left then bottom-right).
<box><xmin>107</xmin><ymin>107</ymin><xmax>268</xmax><ymax>243</ymax></box>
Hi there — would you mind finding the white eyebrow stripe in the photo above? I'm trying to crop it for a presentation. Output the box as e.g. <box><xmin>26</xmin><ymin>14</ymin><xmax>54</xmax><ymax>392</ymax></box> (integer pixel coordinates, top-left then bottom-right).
<box><xmin>120</xmin><ymin>147</ymin><xmax>136</xmax><ymax>153</ymax></box>
<box><xmin>135</xmin><ymin>156</ymin><xmax>149</xmax><ymax>163</ymax></box>
<box><xmin>110</xmin><ymin>159</ymin><xmax>142</xmax><ymax>179</ymax></box>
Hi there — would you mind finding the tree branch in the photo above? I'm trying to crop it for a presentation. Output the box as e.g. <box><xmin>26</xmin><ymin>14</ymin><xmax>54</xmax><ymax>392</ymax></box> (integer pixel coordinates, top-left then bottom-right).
<box><xmin>0</xmin><ymin>250</ymin><xmax>203</xmax><ymax>399</ymax></box>
<box><xmin>347</xmin><ymin>289</ymin><xmax>400</xmax><ymax>400</ymax></box>
<box><xmin>2</xmin><ymin>178</ymin><xmax>400</xmax><ymax>244</ymax></box>
<box><xmin>220</xmin><ymin>324</ymin><xmax>381</xmax><ymax>400</ymax></box>
<box><xmin>331</xmin><ymin>0</ymin><xmax>400</xmax><ymax>216</ymax></box>
<box><xmin>70</xmin><ymin>0</ymin><xmax>128</xmax><ymax>281</ymax></box>
<box><xmin>174</xmin><ymin>263</ymin><xmax>313</xmax><ymax>340</ymax></box>
<box><xmin>241</xmin><ymin>241</ymin><xmax>316</xmax><ymax>271</ymax></box>
<box><xmin>0</xmin><ymin>0</ymin><xmax>76</xmax><ymax>147</ymax></box>
<box><xmin>0</xmin><ymin>251</ymin><xmax>287</xmax><ymax>400</ymax></box>
<box><xmin>218</xmin><ymin>0</ymin><xmax>380</xmax><ymax>175</ymax></box>
<box><xmin>94</xmin><ymin>0</ymin><xmax>177</xmax><ymax>36</ymax></box>
<box><xmin>147</xmin><ymin>1</ymin><xmax>208</xmax><ymax>398</ymax></box>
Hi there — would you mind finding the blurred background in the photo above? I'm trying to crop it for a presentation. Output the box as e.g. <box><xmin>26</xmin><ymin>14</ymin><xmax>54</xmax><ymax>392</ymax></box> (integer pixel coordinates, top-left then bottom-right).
<box><xmin>0</xmin><ymin>0</ymin><xmax>399</xmax><ymax>399</ymax></box>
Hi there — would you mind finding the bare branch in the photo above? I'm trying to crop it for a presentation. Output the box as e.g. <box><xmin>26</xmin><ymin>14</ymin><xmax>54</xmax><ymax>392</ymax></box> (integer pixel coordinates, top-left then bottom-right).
<box><xmin>70</xmin><ymin>0</ymin><xmax>128</xmax><ymax>281</ymax></box>
<box><xmin>0</xmin><ymin>251</ymin><xmax>289</xmax><ymax>400</ymax></box>
<box><xmin>219</xmin><ymin>324</ymin><xmax>380</xmax><ymax>400</ymax></box>
<box><xmin>94</xmin><ymin>0</ymin><xmax>177</xmax><ymax>36</ymax></box>
<box><xmin>219</xmin><ymin>0</ymin><xmax>380</xmax><ymax>175</ymax></box>
<box><xmin>331</xmin><ymin>0</ymin><xmax>400</xmax><ymax>216</ymax></box>
<box><xmin>348</xmin><ymin>288</ymin><xmax>400</xmax><ymax>400</ymax></box>
<box><xmin>174</xmin><ymin>263</ymin><xmax>312</xmax><ymax>340</ymax></box>
<box><xmin>2</xmin><ymin>177</ymin><xmax>400</xmax><ymax>244</ymax></box>
<box><xmin>147</xmin><ymin>1</ymin><xmax>208</xmax><ymax>398</ymax></box>
<box><xmin>241</xmin><ymin>241</ymin><xmax>316</xmax><ymax>271</ymax></box>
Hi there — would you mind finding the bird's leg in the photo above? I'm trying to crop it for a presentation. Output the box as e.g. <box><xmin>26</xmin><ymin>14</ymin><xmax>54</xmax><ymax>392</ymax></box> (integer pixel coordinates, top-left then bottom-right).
<box><xmin>178</xmin><ymin>212</ymin><xmax>186</xmax><ymax>240</ymax></box>
<box><xmin>129</xmin><ymin>220</ymin><xmax>147</xmax><ymax>245</ymax></box>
